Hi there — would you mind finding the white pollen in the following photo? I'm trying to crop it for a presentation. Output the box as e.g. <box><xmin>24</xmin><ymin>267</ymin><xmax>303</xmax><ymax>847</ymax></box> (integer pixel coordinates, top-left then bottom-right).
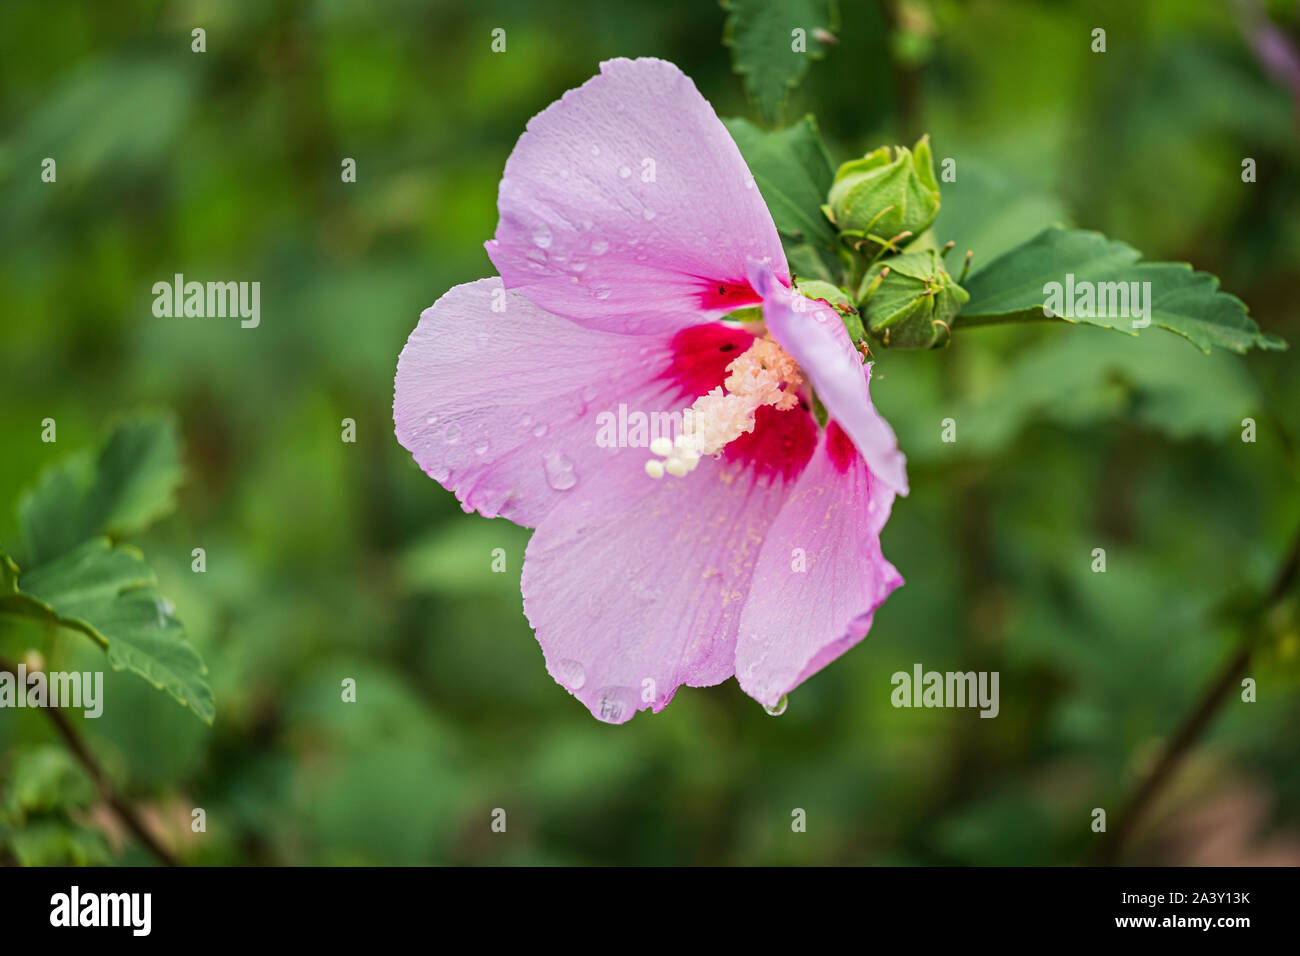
<box><xmin>644</xmin><ymin>335</ymin><xmax>804</xmax><ymax>482</ymax></box>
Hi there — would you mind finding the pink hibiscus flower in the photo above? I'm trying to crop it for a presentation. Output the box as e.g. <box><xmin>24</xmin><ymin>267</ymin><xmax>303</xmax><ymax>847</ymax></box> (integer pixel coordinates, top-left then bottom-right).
<box><xmin>394</xmin><ymin>58</ymin><xmax>908</xmax><ymax>723</ymax></box>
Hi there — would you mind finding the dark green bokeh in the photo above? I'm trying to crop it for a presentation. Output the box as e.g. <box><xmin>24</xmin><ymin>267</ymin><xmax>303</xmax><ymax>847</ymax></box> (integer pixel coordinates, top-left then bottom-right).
<box><xmin>1</xmin><ymin>0</ymin><xmax>1297</xmax><ymax>865</ymax></box>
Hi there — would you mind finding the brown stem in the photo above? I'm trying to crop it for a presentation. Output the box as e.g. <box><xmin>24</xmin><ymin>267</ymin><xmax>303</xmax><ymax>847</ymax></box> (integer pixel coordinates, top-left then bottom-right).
<box><xmin>0</xmin><ymin>655</ymin><xmax>181</xmax><ymax>867</ymax></box>
<box><xmin>1091</xmin><ymin>527</ymin><xmax>1300</xmax><ymax>865</ymax></box>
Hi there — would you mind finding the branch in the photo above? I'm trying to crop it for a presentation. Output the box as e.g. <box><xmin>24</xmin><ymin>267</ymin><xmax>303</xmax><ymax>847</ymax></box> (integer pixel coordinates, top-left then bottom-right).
<box><xmin>1091</xmin><ymin>526</ymin><xmax>1300</xmax><ymax>865</ymax></box>
<box><xmin>0</xmin><ymin>654</ymin><xmax>181</xmax><ymax>867</ymax></box>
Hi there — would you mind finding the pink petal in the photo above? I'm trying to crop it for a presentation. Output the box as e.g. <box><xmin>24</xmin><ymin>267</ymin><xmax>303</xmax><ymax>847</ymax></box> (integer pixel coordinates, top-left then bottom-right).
<box><xmin>748</xmin><ymin>260</ymin><xmax>909</xmax><ymax>496</ymax></box>
<box><xmin>736</xmin><ymin>422</ymin><xmax>904</xmax><ymax>708</ymax></box>
<box><xmin>487</xmin><ymin>57</ymin><xmax>788</xmax><ymax>335</ymax></box>
<box><xmin>394</xmin><ymin>278</ymin><xmax>696</xmax><ymax>527</ymax></box>
<box><xmin>521</xmin><ymin>441</ymin><xmax>813</xmax><ymax>724</ymax></box>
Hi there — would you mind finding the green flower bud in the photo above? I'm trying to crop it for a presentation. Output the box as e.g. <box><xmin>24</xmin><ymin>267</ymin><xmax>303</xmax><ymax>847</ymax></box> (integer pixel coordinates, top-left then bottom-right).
<box><xmin>860</xmin><ymin>248</ymin><xmax>968</xmax><ymax>349</ymax></box>
<box><xmin>822</xmin><ymin>136</ymin><xmax>941</xmax><ymax>256</ymax></box>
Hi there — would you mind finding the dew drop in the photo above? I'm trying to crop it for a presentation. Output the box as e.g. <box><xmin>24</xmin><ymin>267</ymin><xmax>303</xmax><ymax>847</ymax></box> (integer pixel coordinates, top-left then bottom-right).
<box><xmin>643</xmin><ymin>208</ymin><xmax>655</xmax><ymax>221</ymax></box>
<box><xmin>543</xmin><ymin>450</ymin><xmax>577</xmax><ymax>490</ymax></box>
<box><xmin>763</xmin><ymin>694</ymin><xmax>788</xmax><ymax>717</ymax></box>
<box><xmin>590</xmin><ymin>239</ymin><xmax>610</xmax><ymax>255</ymax></box>
<box><xmin>475</xmin><ymin>442</ymin><xmax>490</xmax><ymax>456</ymax></box>
<box><xmin>555</xmin><ymin>658</ymin><xmax>586</xmax><ymax>690</ymax></box>
<box><xmin>521</xmin><ymin>413</ymin><xmax>533</xmax><ymax>428</ymax></box>
<box><xmin>619</xmin><ymin>166</ymin><xmax>631</xmax><ymax>179</ymax></box>
<box><xmin>590</xmin><ymin>144</ymin><xmax>601</xmax><ymax>156</ymax></box>
<box><xmin>532</xmin><ymin>423</ymin><xmax>549</xmax><ymax>438</ymax></box>
<box><xmin>594</xmin><ymin>288</ymin><xmax>612</xmax><ymax>300</ymax></box>
<box><xmin>443</xmin><ymin>423</ymin><xmax>462</xmax><ymax>445</ymax></box>
<box><xmin>594</xmin><ymin>686</ymin><xmax>633</xmax><ymax>723</ymax></box>
<box><xmin>533</xmin><ymin>224</ymin><xmax>553</xmax><ymax>249</ymax></box>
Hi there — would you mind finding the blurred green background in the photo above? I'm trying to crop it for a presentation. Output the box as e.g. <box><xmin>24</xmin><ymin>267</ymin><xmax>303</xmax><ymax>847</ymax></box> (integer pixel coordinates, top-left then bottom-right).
<box><xmin>1</xmin><ymin>0</ymin><xmax>1298</xmax><ymax>865</ymax></box>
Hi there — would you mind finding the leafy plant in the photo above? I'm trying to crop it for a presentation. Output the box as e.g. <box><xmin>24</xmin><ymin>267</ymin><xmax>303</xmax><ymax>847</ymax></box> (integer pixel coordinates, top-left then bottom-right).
<box><xmin>0</xmin><ymin>414</ymin><xmax>212</xmax><ymax>722</ymax></box>
<box><xmin>726</xmin><ymin>120</ymin><xmax>1285</xmax><ymax>358</ymax></box>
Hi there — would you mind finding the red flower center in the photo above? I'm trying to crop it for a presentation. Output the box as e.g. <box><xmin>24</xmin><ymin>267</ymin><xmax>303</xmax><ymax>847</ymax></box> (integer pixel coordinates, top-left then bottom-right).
<box><xmin>663</xmin><ymin>324</ymin><xmax>817</xmax><ymax>483</ymax></box>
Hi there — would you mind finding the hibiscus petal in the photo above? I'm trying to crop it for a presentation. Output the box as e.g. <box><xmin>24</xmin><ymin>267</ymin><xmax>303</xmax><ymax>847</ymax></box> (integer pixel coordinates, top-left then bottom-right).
<box><xmin>487</xmin><ymin>57</ymin><xmax>788</xmax><ymax>334</ymax></box>
<box><xmin>521</xmin><ymin>448</ymin><xmax>809</xmax><ymax>724</ymax></box>
<box><xmin>748</xmin><ymin>260</ymin><xmax>909</xmax><ymax>496</ymax></box>
<box><xmin>736</xmin><ymin>423</ymin><xmax>904</xmax><ymax>709</ymax></box>
<box><xmin>394</xmin><ymin>278</ymin><xmax>694</xmax><ymax>527</ymax></box>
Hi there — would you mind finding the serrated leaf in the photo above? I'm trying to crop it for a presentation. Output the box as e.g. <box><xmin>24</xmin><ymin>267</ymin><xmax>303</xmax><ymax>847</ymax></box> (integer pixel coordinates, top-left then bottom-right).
<box><xmin>959</xmin><ymin>227</ymin><xmax>1286</xmax><ymax>354</ymax></box>
<box><xmin>18</xmin><ymin>413</ymin><xmax>183</xmax><ymax>566</ymax></box>
<box><xmin>722</xmin><ymin>0</ymin><xmax>838</xmax><ymax>125</ymax></box>
<box><xmin>11</xmin><ymin>540</ymin><xmax>213</xmax><ymax>724</ymax></box>
<box><xmin>724</xmin><ymin>115</ymin><xmax>837</xmax><ymax>259</ymax></box>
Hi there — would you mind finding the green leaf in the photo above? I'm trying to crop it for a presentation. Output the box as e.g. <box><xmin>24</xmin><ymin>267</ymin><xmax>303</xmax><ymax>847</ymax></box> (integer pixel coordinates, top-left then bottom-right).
<box><xmin>18</xmin><ymin>413</ymin><xmax>183</xmax><ymax>565</ymax></box>
<box><xmin>722</xmin><ymin>0</ymin><xmax>838</xmax><ymax>125</ymax></box>
<box><xmin>4</xmin><ymin>818</ymin><xmax>112</xmax><ymax>867</ymax></box>
<box><xmin>958</xmin><ymin>227</ymin><xmax>1286</xmax><ymax>354</ymax></box>
<box><xmin>9</xmin><ymin>540</ymin><xmax>214</xmax><ymax>724</ymax></box>
<box><xmin>724</xmin><ymin>115</ymin><xmax>837</xmax><ymax>255</ymax></box>
<box><xmin>4</xmin><ymin>747</ymin><xmax>96</xmax><ymax>819</ymax></box>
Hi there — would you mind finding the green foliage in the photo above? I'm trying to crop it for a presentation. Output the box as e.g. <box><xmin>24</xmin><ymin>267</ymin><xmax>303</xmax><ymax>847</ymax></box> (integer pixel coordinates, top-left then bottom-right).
<box><xmin>960</xmin><ymin>227</ymin><xmax>1287</xmax><ymax>354</ymax></box>
<box><xmin>19</xmin><ymin>414</ymin><xmax>183</xmax><ymax>567</ymax></box>
<box><xmin>722</xmin><ymin>0</ymin><xmax>839</xmax><ymax>124</ymax></box>
<box><xmin>1</xmin><ymin>416</ymin><xmax>212</xmax><ymax>723</ymax></box>
<box><xmin>0</xmin><ymin>747</ymin><xmax>109</xmax><ymax>867</ymax></box>
<box><xmin>1</xmin><ymin>0</ymin><xmax>1296</xmax><ymax>868</ymax></box>
<box><xmin>11</xmin><ymin>540</ymin><xmax>213</xmax><ymax>723</ymax></box>
<box><xmin>725</xmin><ymin>115</ymin><xmax>837</xmax><ymax>254</ymax></box>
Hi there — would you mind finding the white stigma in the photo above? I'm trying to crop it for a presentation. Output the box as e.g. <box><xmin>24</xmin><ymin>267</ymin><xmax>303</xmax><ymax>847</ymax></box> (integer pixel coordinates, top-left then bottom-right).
<box><xmin>646</xmin><ymin>336</ymin><xmax>803</xmax><ymax>480</ymax></box>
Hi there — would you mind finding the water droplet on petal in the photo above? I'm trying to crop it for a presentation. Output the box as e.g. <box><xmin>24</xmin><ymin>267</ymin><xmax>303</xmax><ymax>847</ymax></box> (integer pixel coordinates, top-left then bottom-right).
<box><xmin>590</xmin><ymin>144</ymin><xmax>600</xmax><ymax>156</ymax></box>
<box><xmin>594</xmin><ymin>686</ymin><xmax>634</xmax><ymax>723</ymax></box>
<box><xmin>594</xmin><ymin>288</ymin><xmax>612</xmax><ymax>300</ymax></box>
<box><xmin>443</xmin><ymin>423</ymin><xmax>462</xmax><ymax>444</ymax></box>
<box><xmin>426</xmin><ymin>414</ymin><xmax>439</xmax><ymax>425</ymax></box>
<box><xmin>532</xmin><ymin>423</ymin><xmax>548</xmax><ymax>438</ymax></box>
<box><xmin>533</xmin><ymin>224</ymin><xmax>553</xmax><ymax>249</ymax></box>
<box><xmin>763</xmin><ymin>694</ymin><xmax>788</xmax><ymax>716</ymax></box>
<box><xmin>521</xmin><ymin>413</ymin><xmax>533</xmax><ymax>428</ymax></box>
<box><xmin>555</xmin><ymin>659</ymin><xmax>586</xmax><ymax>690</ymax></box>
<box><xmin>591</xmin><ymin>239</ymin><xmax>609</xmax><ymax>255</ymax></box>
<box><xmin>474</xmin><ymin>442</ymin><xmax>490</xmax><ymax>456</ymax></box>
<box><xmin>643</xmin><ymin>208</ymin><xmax>655</xmax><ymax>221</ymax></box>
<box><xmin>619</xmin><ymin>166</ymin><xmax>631</xmax><ymax>178</ymax></box>
<box><xmin>543</xmin><ymin>451</ymin><xmax>577</xmax><ymax>490</ymax></box>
